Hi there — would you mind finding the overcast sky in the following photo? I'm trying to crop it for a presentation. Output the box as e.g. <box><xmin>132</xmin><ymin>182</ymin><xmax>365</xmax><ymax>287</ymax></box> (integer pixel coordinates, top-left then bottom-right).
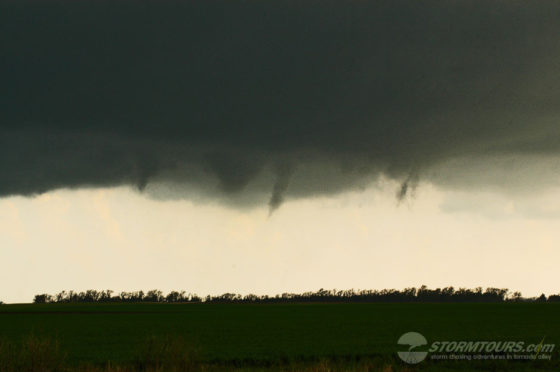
<box><xmin>1</xmin><ymin>0</ymin><xmax>560</xmax><ymax>302</ymax></box>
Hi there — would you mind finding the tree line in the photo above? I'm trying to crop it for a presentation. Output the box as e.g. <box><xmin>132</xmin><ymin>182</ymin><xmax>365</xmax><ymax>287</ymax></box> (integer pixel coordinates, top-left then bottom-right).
<box><xmin>31</xmin><ymin>286</ymin><xmax>560</xmax><ymax>304</ymax></box>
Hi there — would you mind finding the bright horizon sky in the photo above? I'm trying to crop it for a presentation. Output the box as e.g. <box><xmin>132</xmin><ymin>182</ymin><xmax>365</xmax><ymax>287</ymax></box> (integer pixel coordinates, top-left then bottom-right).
<box><xmin>1</xmin><ymin>177</ymin><xmax>558</xmax><ymax>304</ymax></box>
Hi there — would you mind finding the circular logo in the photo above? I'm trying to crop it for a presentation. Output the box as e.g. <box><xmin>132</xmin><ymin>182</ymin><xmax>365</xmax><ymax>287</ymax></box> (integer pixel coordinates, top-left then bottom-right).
<box><xmin>397</xmin><ymin>332</ymin><xmax>428</xmax><ymax>364</ymax></box>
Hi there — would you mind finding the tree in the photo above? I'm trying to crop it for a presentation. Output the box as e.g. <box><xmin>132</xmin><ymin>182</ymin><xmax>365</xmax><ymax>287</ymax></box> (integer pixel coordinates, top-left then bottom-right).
<box><xmin>510</xmin><ymin>291</ymin><xmax>522</xmax><ymax>302</ymax></box>
<box><xmin>33</xmin><ymin>294</ymin><xmax>53</xmax><ymax>304</ymax></box>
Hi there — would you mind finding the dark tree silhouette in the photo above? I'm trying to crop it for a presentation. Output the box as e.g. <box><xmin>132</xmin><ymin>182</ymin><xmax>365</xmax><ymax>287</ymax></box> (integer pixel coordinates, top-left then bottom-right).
<box><xmin>30</xmin><ymin>286</ymin><xmax>560</xmax><ymax>304</ymax></box>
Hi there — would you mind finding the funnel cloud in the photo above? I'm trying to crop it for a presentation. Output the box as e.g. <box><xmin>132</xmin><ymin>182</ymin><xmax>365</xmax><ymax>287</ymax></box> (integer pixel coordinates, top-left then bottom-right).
<box><xmin>2</xmin><ymin>0</ymin><xmax>560</xmax><ymax>209</ymax></box>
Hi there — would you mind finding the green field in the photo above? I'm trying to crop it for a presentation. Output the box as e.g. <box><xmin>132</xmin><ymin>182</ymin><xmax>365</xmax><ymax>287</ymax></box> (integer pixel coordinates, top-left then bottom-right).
<box><xmin>0</xmin><ymin>302</ymin><xmax>558</xmax><ymax>371</ymax></box>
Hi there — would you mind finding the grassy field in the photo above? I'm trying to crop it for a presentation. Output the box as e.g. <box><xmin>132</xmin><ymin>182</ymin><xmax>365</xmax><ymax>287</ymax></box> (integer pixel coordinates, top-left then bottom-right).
<box><xmin>0</xmin><ymin>302</ymin><xmax>558</xmax><ymax>371</ymax></box>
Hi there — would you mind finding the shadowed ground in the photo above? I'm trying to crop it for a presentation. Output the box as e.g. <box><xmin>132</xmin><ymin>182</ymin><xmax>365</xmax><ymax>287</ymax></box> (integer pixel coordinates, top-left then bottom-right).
<box><xmin>0</xmin><ymin>302</ymin><xmax>558</xmax><ymax>370</ymax></box>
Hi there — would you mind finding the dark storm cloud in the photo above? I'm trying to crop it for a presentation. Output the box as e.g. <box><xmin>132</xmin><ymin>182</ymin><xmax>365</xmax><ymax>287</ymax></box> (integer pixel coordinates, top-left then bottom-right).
<box><xmin>2</xmin><ymin>0</ymin><xmax>560</xmax><ymax>209</ymax></box>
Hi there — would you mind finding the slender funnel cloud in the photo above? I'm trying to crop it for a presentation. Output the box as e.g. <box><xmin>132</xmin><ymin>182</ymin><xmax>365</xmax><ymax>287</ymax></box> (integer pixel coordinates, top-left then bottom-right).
<box><xmin>2</xmin><ymin>0</ymin><xmax>560</xmax><ymax>208</ymax></box>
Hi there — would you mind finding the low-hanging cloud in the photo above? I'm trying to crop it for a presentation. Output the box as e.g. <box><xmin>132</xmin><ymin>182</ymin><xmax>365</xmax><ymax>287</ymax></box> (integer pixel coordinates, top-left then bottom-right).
<box><xmin>2</xmin><ymin>0</ymin><xmax>560</xmax><ymax>211</ymax></box>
